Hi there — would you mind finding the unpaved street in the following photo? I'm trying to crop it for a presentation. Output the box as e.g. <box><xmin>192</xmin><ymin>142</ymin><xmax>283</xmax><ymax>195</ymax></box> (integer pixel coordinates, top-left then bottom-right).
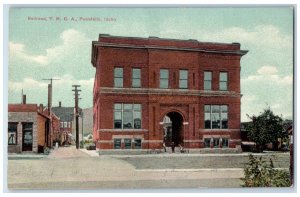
<box><xmin>7</xmin><ymin>146</ymin><xmax>290</xmax><ymax>190</ymax></box>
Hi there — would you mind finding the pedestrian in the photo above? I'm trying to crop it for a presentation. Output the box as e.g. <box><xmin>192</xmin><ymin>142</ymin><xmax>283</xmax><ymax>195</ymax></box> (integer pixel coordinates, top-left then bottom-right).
<box><xmin>163</xmin><ymin>141</ymin><xmax>167</xmax><ymax>152</ymax></box>
<box><xmin>171</xmin><ymin>141</ymin><xmax>175</xmax><ymax>153</ymax></box>
<box><xmin>179</xmin><ymin>144</ymin><xmax>185</xmax><ymax>153</ymax></box>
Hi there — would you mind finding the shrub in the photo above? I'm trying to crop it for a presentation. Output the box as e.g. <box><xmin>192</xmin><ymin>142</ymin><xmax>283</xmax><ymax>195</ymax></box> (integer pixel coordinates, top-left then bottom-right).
<box><xmin>241</xmin><ymin>154</ymin><xmax>291</xmax><ymax>187</ymax></box>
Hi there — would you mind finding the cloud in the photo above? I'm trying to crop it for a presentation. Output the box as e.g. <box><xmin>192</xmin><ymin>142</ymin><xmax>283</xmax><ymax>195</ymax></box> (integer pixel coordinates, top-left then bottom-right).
<box><xmin>9</xmin><ymin>78</ymin><xmax>48</xmax><ymax>90</ymax></box>
<box><xmin>9</xmin><ymin>29</ymin><xmax>90</xmax><ymax>66</ymax></box>
<box><xmin>241</xmin><ymin>64</ymin><xmax>293</xmax><ymax>121</ymax></box>
<box><xmin>200</xmin><ymin>25</ymin><xmax>292</xmax><ymax>50</ymax></box>
<box><xmin>9</xmin><ymin>42</ymin><xmax>48</xmax><ymax>65</ymax></box>
<box><xmin>242</xmin><ymin>65</ymin><xmax>292</xmax><ymax>86</ymax></box>
<box><xmin>9</xmin><ymin>75</ymin><xmax>94</xmax><ymax>107</ymax></box>
<box><xmin>257</xmin><ymin>66</ymin><xmax>278</xmax><ymax>75</ymax></box>
<box><xmin>52</xmin><ymin>74</ymin><xmax>94</xmax><ymax>88</ymax></box>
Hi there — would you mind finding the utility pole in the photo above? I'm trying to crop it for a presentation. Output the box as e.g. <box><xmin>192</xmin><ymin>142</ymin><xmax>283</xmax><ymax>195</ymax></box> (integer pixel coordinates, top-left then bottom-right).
<box><xmin>42</xmin><ymin>78</ymin><xmax>60</xmax><ymax>148</ymax></box>
<box><xmin>72</xmin><ymin>85</ymin><xmax>81</xmax><ymax>149</ymax></box>
<box><xmin>79</xmin><ymin>98</ymin><xmax>84</xmax><ymax>148</ymax></box>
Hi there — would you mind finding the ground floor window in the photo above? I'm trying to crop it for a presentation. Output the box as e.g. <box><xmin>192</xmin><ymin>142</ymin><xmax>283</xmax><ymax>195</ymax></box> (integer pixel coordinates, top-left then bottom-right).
<box><xmin>124</xmin><ymin>139</ymin><xmax>132</xmax><ymax>149</ymax></box>
<box><xmin>134</xmin><ymin>139</ymin><xmax>142</xmax><ymax>149</ymax></box>
<box><xmin>114</xmin><ymin>139</ymin><xmax>121</xmax><ymax>149</ymax></box>
<box><xmin>222</xmin><ymin>138</ymin><xmax>229</xmax><ymax>148</ymax></box>
<box><xmin>204</xmin><ymin>138</ymin><xmax>229</xmax><ymax>148</ymax></box>
<box><xmin>8</xmin><ymin>122</ymin><xmax>18</xmax><ymax>145</ymax></box>
<box><xmin>213</xmin><ymin>138</ymin><xmax>219</xmax><ymax>148</ymax></box>
<box><xmin>204</xmin><ymin>138</ymin><xmax>211</xmax><ymax>148</ymax></box>
<box><xmin>113</xmin><ymin>138</ymin><xmax>142</xmax><ymax>149</ymax></box>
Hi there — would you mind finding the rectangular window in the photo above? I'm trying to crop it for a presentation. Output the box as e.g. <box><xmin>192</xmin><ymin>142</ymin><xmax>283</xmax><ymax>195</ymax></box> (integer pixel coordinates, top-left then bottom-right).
<box><xmin>68</xmin><ymin>122</ymin><xmax>71</xmax><ymax>128</ymax></box>
<box><xmin>8</xmin><ymin>122</ymin><xmax>18</xmax><ymax>145</ymax></box>
<box><xmin>132</xmin><ymin>68</ymin><xmax>141</xmax><ymax>88</ymax></box>
<box><xmin>114</xmin><ymin>67</ymin><xmax>123</xmax><ymax>88</ymax></box>
<box><xmin>204</xmin><ymin>105</ymin><xmax>228</xmax><ymax>129</ymax></box>
<box><xmin>124</xmin><ymin>138</ymin><xmax>132</xmax><ymax>149</ymax></box>
<box><xmin>64</xmin><ymin>122</ymin><xmax>67</xmax><ymax>128</ymax></box>
<box><xmin>211</xmin><ymin>105</ymin><xmax>220</xmax><ymax>129</ymax></box>
<box><xmin>114</xmin><ymin>139</ymin><xmax>121</xmax><ymax>149</ymax></box>
<box><xmin>204</xmin><ymin>105</ymin><xmax>211</xmax><ymax>129</ymax></box>
<box><xmin>179</xmin><ymin>70</ymin><xmax>188</xmax><ymax>89</ymax></box>
<box><xmin>160</xmin><ymin>69</ymin><xmax>169</xmax><ymax>89</ymax></box>
<box><xmin>60</xmin><ymin>122</ymin><xmax>64</xmax><ymax>128</ymax></box>
<box><xmin>134</xmin><ymin>139</ymin><xmax>142</xmax><ymax>149</ymax></box>
<box><xmin>222</xmin><ymin>138</ymin><xmax>229</xmax><ymax>148</ymax></box>
<box><xmin>221</xmin><ymin>105</ymin><xmax>228</xmax><ymax>129</ymax></box>
<box><xmin>219</xmin><ymin>72</ymin><xmax>228</xmax><ymax>91</ymax></box>
<box><xmin>114</xmin><ymin>103</ymin><xmax>142</xmax><ymax>129</ymax></box>
<box><xmin>204</xmin><ymin>71</ymin><xmax>212</xmax><ymax>90</ymax></box>
<box><xmin>213</xmin><ymin>138</ymin><xmax>220</xmax><ymax>148</ymax></box>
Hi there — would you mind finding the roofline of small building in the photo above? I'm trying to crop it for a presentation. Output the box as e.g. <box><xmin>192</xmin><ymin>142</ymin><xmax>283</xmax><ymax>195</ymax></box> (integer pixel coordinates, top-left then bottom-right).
<box><xmin>37</xmin><ymin>111</ymin><xmax>50</xmax><ymax>119</ymax></box>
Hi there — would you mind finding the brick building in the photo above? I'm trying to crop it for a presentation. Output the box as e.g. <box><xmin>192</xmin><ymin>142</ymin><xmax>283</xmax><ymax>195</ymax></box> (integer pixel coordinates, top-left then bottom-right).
<box><xmin>8</xmin><ymin>103</ymin><xmax>52</xmax><ymax>153</ymax></box>
<box><xmin>91</xmin><ymin>34</ymin><xmax>248</xmax><ymax>152</ymax></box>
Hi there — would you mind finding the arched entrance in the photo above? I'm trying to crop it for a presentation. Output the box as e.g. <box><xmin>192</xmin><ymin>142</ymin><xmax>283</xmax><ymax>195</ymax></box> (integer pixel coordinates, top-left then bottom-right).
<box><xmin>162</xmin><ymin>111</ymin><xmax>184</xmax><ymax>146</ymax></box>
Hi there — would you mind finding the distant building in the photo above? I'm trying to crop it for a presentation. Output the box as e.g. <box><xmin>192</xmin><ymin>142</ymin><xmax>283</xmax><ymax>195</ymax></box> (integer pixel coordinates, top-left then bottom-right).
<box><xmin>51</xmin><ymin>112</ymin><xmax>61</xmax><ymax>145</ymax></box>
<box><xmin>91</xmin><ymin>34</ymin><xmax>247</xmax><ymax>152</ymax></box>
<box><xmin>8</xmin><ymin>103</ymin><xmax>52</xmax><ymax>153</ymax></box>
<box><xmin>52</xmin><ymin>102</ymin><xmax>74</xmax><ymax>145</ymax></box>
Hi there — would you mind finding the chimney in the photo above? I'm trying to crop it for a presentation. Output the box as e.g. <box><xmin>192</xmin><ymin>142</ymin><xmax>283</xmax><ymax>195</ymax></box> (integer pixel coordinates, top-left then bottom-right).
<box><xmin>59</xmin><ymin>101</ymin><xmax>61</xmax><ymax>107</ymax></box>
<box><xmin>22</xmin><ymin>94</ymin><xmax>26</xmax><ymax>104</ymax></box>
<box><xmin>39</xmin><ymin>104</ymin><xmax>44</xmax><ymax>112</ymax></box>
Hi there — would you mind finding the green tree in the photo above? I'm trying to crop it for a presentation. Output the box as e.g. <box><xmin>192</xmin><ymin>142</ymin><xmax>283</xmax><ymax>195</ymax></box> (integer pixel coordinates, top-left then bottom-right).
<box><xmin>246</xmin><ymin>108</ymin><xmax>283</xmax><ymax>152</ymax></box>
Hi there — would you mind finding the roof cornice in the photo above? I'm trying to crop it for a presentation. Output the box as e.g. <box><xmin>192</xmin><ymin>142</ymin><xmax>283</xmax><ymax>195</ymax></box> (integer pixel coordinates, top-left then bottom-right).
<box><xmin>92</xmin><ymin>42</ymin><xmax>248</xmax><ymax>56</ymax></box>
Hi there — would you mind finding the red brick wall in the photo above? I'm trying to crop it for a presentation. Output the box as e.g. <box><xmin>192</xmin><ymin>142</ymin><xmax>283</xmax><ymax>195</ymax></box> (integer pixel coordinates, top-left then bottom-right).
<box><xmin>92</xmin><ymin>35</ymin><xmax>246</xmax><ymax>150</ymax></box>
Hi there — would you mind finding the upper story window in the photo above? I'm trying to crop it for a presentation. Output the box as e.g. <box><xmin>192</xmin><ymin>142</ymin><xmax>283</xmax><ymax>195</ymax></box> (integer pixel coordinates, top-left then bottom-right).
<box><xmin>8</xmin><ymin>122</ymin><xmax>18</xmax><ymax>145</ymax></box>
<box><xmin>114</xmin><ymin>67</ymin><xmax>123</xmax><ymax>88</ymax></box>
<box><xmin>160</xmin><ymin>69</ymin><xmax>169</xmax><ymax>89</ymax></box>
<box><xmin>204</xmin><ymin>71</ymin><xmax>212</xmax><ymax>90</ymax></box>
<box><xmin>114</xmin><ymin>103</ymin><xmax>142</xmax><ymax>129</ymax></box>
<box><xmin>132</xmin><ymin>68</ymin><xmax>141</xmax><ymax>88</ymax></box>
<box><xmin>60</xmin><ymin>122</ymin><xmax>64</xmax><ymax>128</ymax></box>
<box><xmin>204</xmin><ymin>105</ymin><xmax>228</xmax><ymax>129</ymax></box>
<box><xmin>179</xmin><ymin>70</ymin><xmax>188</xmax><ymax>89</ymax></box>
<box><xmin>64</xmin><ymin>122</ymin><xmax>68</xmax><ymax>128</ymax></box>
<box><xmin>219</xmin><ymin>72</ymin><xmax>228</xmax><ymax>91</ymax></box>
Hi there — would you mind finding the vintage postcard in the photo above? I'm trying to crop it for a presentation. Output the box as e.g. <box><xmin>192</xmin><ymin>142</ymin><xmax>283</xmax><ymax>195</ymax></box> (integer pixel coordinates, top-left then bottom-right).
<box><xmin>6</xmin><ymin>6</ymin><xmax>294</xmax><ymax>191</ymax></box>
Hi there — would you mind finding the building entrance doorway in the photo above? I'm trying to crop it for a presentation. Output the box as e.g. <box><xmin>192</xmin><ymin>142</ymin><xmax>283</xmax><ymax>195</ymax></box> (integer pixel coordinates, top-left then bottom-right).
<box><xmin>22</xmin><ymin>123</ymin><xmax>33</xmax><ymax>151</ymax></box>
<box><xmin>162</xmin><ymin>112</ymin><xmax>184</xmax><ymax>147</ymax></box>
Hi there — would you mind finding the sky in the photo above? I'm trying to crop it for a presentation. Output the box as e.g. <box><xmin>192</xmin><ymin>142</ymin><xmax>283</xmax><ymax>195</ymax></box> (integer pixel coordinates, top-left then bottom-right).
<box><xmin>8</xmin><ymin>6</ymin><xmax>294</xmax><ymax>122</ymax></box>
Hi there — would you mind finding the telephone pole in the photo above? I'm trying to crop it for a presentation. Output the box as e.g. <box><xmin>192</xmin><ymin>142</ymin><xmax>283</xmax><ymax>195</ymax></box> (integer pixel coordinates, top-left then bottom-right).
<box><xmin>72</xmin><ymin>85</ymin><xmax>81</xmax><ymax>149</ymax></box>
<box><xmin>42</xmin><ymin>78</ymin><xmax>60</xmax><ymax>114</ymax></box>
<box><xmin>42</xmin><ymin>78</ymin><xmax>60</xmax><ymax>147</ymax></box>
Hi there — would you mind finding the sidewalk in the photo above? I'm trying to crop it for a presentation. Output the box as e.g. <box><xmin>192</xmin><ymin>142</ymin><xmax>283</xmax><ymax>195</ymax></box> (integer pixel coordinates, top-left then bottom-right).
<box><xmin>47</xmin><ymin>146</ymin><xmax>89</xmax><ymax>159</ymax></box>
<box><xmin>8</xmin><ymin>154</ymin><xmax>45</xmax><ymax>160</ymax></box>
<box><xmin>79</xmin><ymin>148</ymin><xmax>100</xmax><ymax>157</ymax></box>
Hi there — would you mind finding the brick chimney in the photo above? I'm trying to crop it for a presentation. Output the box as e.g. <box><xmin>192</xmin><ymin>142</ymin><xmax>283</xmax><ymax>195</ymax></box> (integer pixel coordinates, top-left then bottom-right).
<box><xmin>39</xmin><ymin>104</ymin><xmax>43</xmax><ymax>112</ymax></box>
<box><xmin>22</xmin><ymin>94</ymin><xmax>26</xmax><ymax>104</ymax></box>
<box><xmin>59</xmin><ymin>101</ymin><xmax>61</xmax><ymax>107</ymax></box>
